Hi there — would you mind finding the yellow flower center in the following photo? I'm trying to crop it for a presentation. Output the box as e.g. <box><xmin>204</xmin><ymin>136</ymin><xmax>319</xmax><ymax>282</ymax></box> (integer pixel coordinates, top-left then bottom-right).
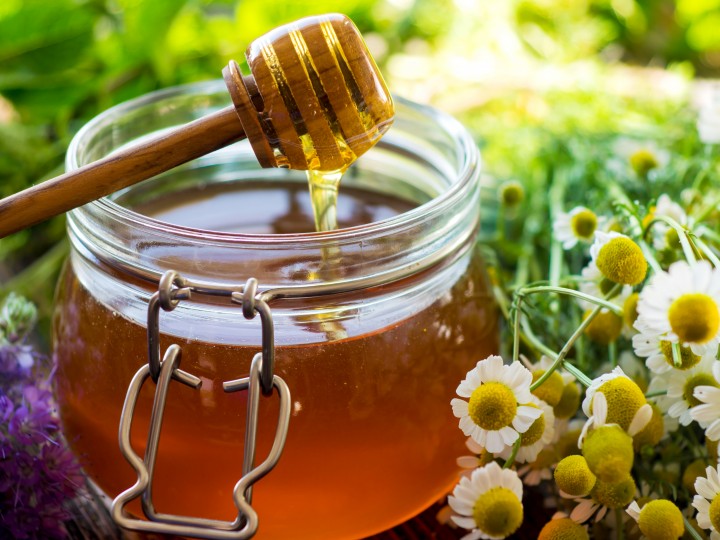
<box><xmin>683</xmin><ymin>373</ymin><xmax>718</xmax><ymax>407</ymax></box>
<box><xmin>630</xmin><ymin>148</ymin><xmax>659</xmax><ymax>177</ymax></box>
<box><xmin>583</xmin><ymin>425</ymin><xmax>633</xmax><ymax>483</ymax></box>
<box><xmin>570</xmin><ymin>209</ymin><xmax>598</xmax><ymax>240</ymax></box>
<box><xmin>668</xmin><ymin>293</ymin><xmax>720</xmax><ymax>344</ymax></box>
<box><xmin>468</xmin><ymin>382</ymin><xmax>518</xmax><ymax>431</ymax></box>
<box><xmin>520</xmin><ymin>405</ymin><xmax>546</xmax><ymax>446</ymax></box>
<box><xmin>623</xmin><ymin>293</ymin><xmax>640</xmax><ymax>329</ymax></box>
<box><xmin>531</xmin><ymin>370</ymin><xmax>565</xmax><ymax>406</ymax></box>
<box><xmin>710</xmin><ymin>495</ymin><xmax>720</xmax><ymax>532</ymax></box>
<box><xmin>592</xmin><ymin>476</ymin><xmax>636</xmax><ymax>509</ymax></box>
<box><xmin>596</xmin><ymin>237</ymin><xmax>648</xmax><ymax>285</ymax></box>
<box><xmin>472</xmin><ymin>487</ymin><xmax>524</xmax><ymax>537</ymax></box>
<box><xmin>500</xmin><ymin>180</ymin><xmax>524</xmax><ymax>207</ymax></box>
<box><xmin>633</xmin><ymin>403</ymin><xmax>664</xmax><ymax>451</ymax></box>
<box><xmin>554</xmin><ymin>455</ymin><xmax>596</xmax><ymax>497</ymax></box>
<box><xmin>683</xmin><ymin>459</ymin><xmax>709</xmax><ymax>494</ymax></box>
<box><xmin>583</xmin><ymin>310</ymin><xmax>623</xmax><ymax>345</ymax></box>
<box><xmin>554</xmin><ymin>382</ymin><xmax>581</xmax><ymax>420</ymax></box>
<box><xmin>659</xmin><ymin>340</ymin><xmax>702</xmax><ymax>370</ymax></box>
<box><xmin>595</xmin><ymin>377</ymin><xmax>647</xmax><ymax>431</ymax></box>
<box><xmin>638</xmin><ymin>500</ymin><xmax>684</xmax><ymax>540</ymax></box>
<box><xmin>538</xmin><ymin>518</ymin><xmax>589</xmax><ymax>540</ymax></box>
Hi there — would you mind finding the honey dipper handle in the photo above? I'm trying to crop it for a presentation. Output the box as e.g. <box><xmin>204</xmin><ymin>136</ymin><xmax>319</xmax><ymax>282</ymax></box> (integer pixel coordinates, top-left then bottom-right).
<box><xmin>0</xmin><ymin>105</ymin><xmax>245</xmax><ymax>238</ymax></box>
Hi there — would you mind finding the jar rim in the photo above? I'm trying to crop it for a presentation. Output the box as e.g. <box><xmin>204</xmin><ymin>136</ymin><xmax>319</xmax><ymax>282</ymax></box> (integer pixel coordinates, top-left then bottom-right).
<box><xmin>66</xmin><ymin>80</ymin><xmax>480</xmax><ymax>247</ymax></box>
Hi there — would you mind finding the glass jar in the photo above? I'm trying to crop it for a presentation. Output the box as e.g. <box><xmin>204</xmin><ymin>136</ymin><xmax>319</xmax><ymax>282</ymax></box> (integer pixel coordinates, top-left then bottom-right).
<box><xmin>52</xmin><ymin>81</ymin><xmax>498</xmax><ymax>539</ymax></box>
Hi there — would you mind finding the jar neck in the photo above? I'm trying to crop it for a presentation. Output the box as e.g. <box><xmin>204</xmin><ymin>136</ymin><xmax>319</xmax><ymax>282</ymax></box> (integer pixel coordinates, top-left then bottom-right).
<box><xmin>66</xmin><ymin>84</ymin><xmax>481</xmax><ymax>294</ymax></box>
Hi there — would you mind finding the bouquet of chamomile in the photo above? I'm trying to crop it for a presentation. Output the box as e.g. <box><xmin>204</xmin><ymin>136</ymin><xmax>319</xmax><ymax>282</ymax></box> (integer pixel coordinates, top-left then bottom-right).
<box><xmin>442</xmin><ymin>87</ymin><xmax>720</xmax><ymax>540</ymax></box>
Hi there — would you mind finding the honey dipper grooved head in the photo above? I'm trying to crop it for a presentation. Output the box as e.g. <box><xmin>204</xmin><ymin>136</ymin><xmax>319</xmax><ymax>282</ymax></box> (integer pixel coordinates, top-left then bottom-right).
<box><xmin>223</xmin><ymin>13</ymin><xmax>394</xmax><ymax>172</ymax></box>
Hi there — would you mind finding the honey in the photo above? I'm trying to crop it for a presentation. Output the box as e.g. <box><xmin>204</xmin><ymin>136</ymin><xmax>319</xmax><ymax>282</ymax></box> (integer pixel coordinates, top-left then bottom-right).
<box><xmin>54</xmin><ymin>181</ymin><xmax>497</xmax><ymax>539</ymax></box>
<box><xmin>306</xmin><ymin>169</ymin><xmax>344</xmax><ymax>231</ymax></box>
<box><xmin>55</xmin><ymin>85</ymin><xmax>494</xmax><ymax>539</ymax></box>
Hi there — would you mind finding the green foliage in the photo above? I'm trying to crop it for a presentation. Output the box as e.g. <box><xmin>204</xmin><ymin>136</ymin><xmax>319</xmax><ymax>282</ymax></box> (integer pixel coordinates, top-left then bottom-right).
<box><xmin>0</xmin><ymin>0</ymin><xmax>718</xmax><ymax>331</ymax></box>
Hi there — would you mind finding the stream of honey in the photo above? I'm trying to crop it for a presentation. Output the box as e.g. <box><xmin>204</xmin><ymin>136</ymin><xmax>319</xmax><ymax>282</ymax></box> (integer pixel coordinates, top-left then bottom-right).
<box><xmin>53</xmin><ymin>180</ymin><xmax>497</xmax><ymax>539</ymax></box>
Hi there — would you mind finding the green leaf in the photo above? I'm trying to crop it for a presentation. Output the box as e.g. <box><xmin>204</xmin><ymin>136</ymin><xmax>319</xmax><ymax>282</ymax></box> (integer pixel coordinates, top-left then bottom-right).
<box><xmin>0</xmin><ymin>0</ymin><xmax>95</xmax><ymax>75</ymax></box>
<box><xmin>119</xmin><ymin>0</ymin><xmax>190</xmax><ymax>60</ymax></box>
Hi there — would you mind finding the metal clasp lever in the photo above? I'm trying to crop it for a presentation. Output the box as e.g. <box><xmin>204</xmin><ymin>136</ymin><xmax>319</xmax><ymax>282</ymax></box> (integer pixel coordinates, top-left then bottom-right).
<box><xmin>111</xmin><ymin>271</ymin><xmax>291</xmax><ymax>539</ymax></box>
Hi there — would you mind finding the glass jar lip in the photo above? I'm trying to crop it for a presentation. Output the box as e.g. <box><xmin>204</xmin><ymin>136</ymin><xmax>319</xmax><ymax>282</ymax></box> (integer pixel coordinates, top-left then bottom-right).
<box><xmin>66</xmin><ymin>81</ymin><xmax>479</xmax><ymax>246</ymax></box>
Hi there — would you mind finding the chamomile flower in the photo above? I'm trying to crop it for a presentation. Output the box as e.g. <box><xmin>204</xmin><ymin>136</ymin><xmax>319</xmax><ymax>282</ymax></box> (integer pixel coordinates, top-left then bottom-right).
<box><xmin>497</xmin><ymin>396</ymin><xmax>555</xmax><ymax>463</ymax></box>
<box><xmin>590</xmin><ymin>232</ymin><xmax>648</xmax><ymax>286</ymax></box>
<box><xmin>553</xmin><ymin>207</ymin><xmax>604</xmax><ymax>249</ymax></box>
<box><xmin>578</xmin><ymin>261</ymin><xmax>632</xmax><ymax>311</ymax></box>
<box><xmin>451</xmin><ymin>356</ymin><xmax>542</xmax><ymax>454</ymax></box>
<box><xmin>626</xmin><ymin>499</ymin><xmax>684</xmax><ymax>540</ymax></box>
<box><xmin>581</xmin><ymin>367</ymin><xmax>652</xmax><ymax>435</ymax></box>
<box><xmin>538</xmin><ymin>517</ymin><xmax>589</xmax><ymax>540</ymax></box>
<box><xmin>579</xmin><ymin>391</ymin><xmax>651</xmax><ymax>482</ymax></box>
<box><xmin>554</xmin><ymin>455</ymin><xmax>597</xmax><ymax>497</ymax></box>
<box><xmin>662</xmin><ymin>356</ymin><xmax>717</xmax><ymax>427</ymax></box>
<box><xmin>567</xmin><ymin>476</ymin><xmax>637</xmax><ymax>524</ymax></box>
<box><xmin>635</xmin><ymin>260</ymin><xmax>720</xmax><ymax>358</ymax></box>
<box><xmin>692</xmin><ymin>464</ymin><xmax>720</xmax><ymax>539</ymax></box>
<box><xmin>633</xmin><ymin>331</ymin><xmax>707</xmax><ymax>374</ymax></box>
<box><xmin>691</xmin><ymin>361</ymin><xmax>720</xmax><ymax>441</ymax></box>
<box><xmin>448</xmin><ymin>461</ymin><xmax>524</xmax><ymax>540</ymax></box>
<box><xmin>499</xmin><ymin>180</ymin><xmax>524</xmax><ymax>207</ymax></box>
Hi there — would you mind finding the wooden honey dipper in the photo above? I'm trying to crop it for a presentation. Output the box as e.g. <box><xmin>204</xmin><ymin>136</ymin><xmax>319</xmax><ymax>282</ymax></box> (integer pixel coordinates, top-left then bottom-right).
<box><xmin>0</xmin><ymin>13</ymin><xmax>394</xmax><ymax>238</ymax></box>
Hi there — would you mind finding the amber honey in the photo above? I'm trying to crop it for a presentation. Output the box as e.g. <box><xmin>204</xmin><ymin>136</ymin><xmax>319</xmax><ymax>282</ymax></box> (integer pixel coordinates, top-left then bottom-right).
<box><xmin>56</xmin><ymin>86</ymin><xmax>492</xmax><ymax>539</ymax></box>
<box><xmin>53</xmin><ymin>179</ymin><xmax>497</xmax><ymax>539</ymax></box>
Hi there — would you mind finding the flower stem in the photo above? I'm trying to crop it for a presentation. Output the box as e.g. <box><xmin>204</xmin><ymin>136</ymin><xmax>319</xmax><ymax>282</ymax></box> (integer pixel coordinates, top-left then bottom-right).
<box><xmin>609</xmin><ymin>340</ymin><xmax>617</xmax><ymax>367</ymax></box>
<box><xmin>561</xmin><ymin>362</ymin><xmax>592</xmax><ymax>387</ymax></box>
<box><xmin>645</xmin><ymin>215</ymin><xmax>697</xmax><ymax>264</ymax></box>
<box><xmin>504</xmin><ymin>436</ymin><xmax>521</xmax><ymax>469</ymax></box>
<box><xmin>615</xmin><ymin>508</ymin><xmax>624</xmax><ymax>540</ymax></box>
<box><xmin>671</xmin><ymin>341</ymin><xmax>682</xmax><ymax>369</ymax></box>
<box><xmin>644</xmin><ymin>390</ymin><xmax>667</xmax><ymax>398</ymax></box>
<box><xmin>689</xmin><ymin>231</ymin><xmax>720</xmax><ymax>268</ymax></box>
<box><xmin>516</xmin><ymin>286</ymin><xmax>623</xmax><ymax>315</ymax></box>
<box><xmin>529</xmin><ymin>285</ymin><xmax>619</xmax><ymax>392</ymax></box>
<box><xmin>683</xmin><ymin>516</ymin><xmax>704</xmax><ymax>540</ymax></box>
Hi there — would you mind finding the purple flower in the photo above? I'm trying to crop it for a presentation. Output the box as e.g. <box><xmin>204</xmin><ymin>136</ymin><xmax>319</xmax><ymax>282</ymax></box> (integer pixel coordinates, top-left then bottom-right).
<box><xmin>8</xmin><ymin>389</ymin><xmax>58</xmax><ymax>447</ymax></box>
<box><xmin>0</xmin><ymin>295</ymin><xmax>82</xmax><ymax>539</ymax></box>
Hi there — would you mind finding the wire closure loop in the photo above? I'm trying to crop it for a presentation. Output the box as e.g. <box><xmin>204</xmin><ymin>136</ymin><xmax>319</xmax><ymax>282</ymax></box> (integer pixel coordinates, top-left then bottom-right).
<box><xmin>147</xmin><ymin>270</ymin><xmax>194</xmax><ymax>385</ymax></box>
<box><xmin>231</xmin><ymin>278</ymin><xmax>275</xmax><ymax>395</ymax></box>
<box><xmin>111</xmin><ymin>270</ymin><xmax>290</xmax><ymax>539</ymax></box>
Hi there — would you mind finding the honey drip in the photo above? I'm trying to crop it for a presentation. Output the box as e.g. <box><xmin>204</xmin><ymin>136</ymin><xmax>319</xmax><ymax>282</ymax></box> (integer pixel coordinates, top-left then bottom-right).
<box><xmin>306</xmin><ymin>169</ymin><xmax>343</xmax><ymax>231</ymax></box>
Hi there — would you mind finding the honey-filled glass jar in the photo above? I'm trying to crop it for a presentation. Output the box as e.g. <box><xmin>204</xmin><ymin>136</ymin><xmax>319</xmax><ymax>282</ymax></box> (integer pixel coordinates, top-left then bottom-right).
<box><xmin>52</xmin><ymin>81</ymin><xmax>498</xmax><ymax>539</ymax></box>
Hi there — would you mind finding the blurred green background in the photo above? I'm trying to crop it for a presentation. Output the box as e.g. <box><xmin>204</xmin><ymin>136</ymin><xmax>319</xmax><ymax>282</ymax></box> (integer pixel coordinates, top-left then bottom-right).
<box><xmin>0</xmin><ymin>0</ymin><xmax>716</xmax><ymax>333</ymax></box>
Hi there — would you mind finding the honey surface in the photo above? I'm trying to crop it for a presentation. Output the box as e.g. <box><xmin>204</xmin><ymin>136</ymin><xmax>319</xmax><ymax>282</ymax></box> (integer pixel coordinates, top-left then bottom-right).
<box><xmin>53</xmin><ymin>182</ymin><xmax>498</xmax><ymax>539</ymax></box>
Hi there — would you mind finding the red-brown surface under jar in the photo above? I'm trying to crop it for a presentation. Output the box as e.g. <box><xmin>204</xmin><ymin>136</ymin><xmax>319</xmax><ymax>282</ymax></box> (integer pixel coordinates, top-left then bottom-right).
<box><xmin>53</xmin><ymin>84</ymin><xmax>497</xmax><ymax>539</ymax></box>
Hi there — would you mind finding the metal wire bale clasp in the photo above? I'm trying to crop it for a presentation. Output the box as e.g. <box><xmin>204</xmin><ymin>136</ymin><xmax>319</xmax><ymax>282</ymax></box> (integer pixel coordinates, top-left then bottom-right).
<box><xmin>111</xmin><ymin>271</ymin><xmax>291</xmax><ymax>539</ymax></box>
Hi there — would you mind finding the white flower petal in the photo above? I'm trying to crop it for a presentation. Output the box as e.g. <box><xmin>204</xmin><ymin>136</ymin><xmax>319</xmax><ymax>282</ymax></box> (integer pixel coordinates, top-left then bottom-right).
<box><xmin>628</xmin><ymin>403</ymin><xmax>653</xmax><ymax>436</ymax></box>
<box><xmin>485</xmin><ymin>430</ymin><xmax>507</xmax><ymax>454</ymax></box>
<box><xmin>626</xmin><ymin>501</ymin><xmax>641</xmax><ymax>521</ymax></box>
<box><xmin>451</xmin><ymin>516</ymin><xmax>477</xmax><ymax>530</ymax></box>
<box><xmin>593</xmin><ymin>392</ymin><xmax>608</xmax><ymax>426</ymax></box>
<box><xmin>571</xmin><ymin>499</ymin><xmax>597</xmax><ymax>524</ymax></box>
